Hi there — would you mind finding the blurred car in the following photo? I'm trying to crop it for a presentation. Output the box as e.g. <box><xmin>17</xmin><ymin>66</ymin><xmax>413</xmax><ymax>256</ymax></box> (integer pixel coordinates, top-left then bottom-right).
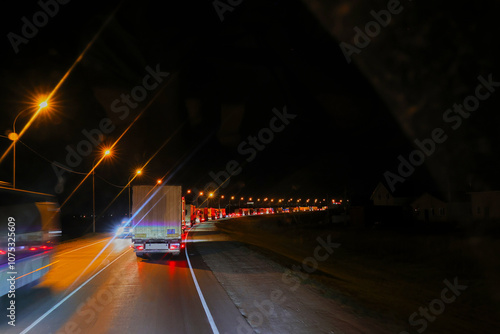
<box><xmin>115</xmin><ymin>220</ymin><xmax>133</xmax><ymax>238</ymax></box>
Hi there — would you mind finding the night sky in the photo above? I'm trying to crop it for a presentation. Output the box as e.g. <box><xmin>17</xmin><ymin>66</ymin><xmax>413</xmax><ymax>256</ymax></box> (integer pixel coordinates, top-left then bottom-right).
<box><xmin>1</xmin><ymin>0</ymin><xmax>499</xmax><ymax>216</ymax></box>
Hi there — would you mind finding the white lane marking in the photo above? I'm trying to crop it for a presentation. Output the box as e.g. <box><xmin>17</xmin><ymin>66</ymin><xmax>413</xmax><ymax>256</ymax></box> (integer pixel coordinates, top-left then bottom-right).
<box><xmin>19</xmin><ymin>248</ymin><xmax>132</xmax><ymax>334</ymax></box>
<box><xmin>56</xmin><ymin>238</ymin><xmax>109</xmax><ymax>256</ymax></box>
<box><xmin>185</xmin><ymin>225</ymin><xmax>220</xmax><ymax>334</ymax></box>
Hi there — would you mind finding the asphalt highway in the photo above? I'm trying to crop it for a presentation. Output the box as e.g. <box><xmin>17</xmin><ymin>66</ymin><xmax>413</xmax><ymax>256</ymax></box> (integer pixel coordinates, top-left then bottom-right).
<box><xmin>0</xmin><ymin>226</ymin><xmax>252</xmax><ymax>334</ymax></box>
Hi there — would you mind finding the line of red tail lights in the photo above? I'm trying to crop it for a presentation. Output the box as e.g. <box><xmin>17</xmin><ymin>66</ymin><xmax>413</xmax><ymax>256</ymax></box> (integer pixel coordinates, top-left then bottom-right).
<box><xmin>0</xmin><ymin>245</ymin><xmax>53</xmax><ymax>255</ymax></box>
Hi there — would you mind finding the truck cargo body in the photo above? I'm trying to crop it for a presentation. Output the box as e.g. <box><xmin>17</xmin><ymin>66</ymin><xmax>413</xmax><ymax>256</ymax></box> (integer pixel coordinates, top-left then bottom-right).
<box><xmin>185</xmin><ymin>204</ymin><xmax>196</xmax><ymax>227</ymax></box>
<box><xmin>0</xmin><ymin>186</ymin><xmax>61</xmax><ymax>296</ymax></box>
<box><xmin>131</xmin><ymin>185</ymin><xmax>184</xmax><ymax>257</ymax></box>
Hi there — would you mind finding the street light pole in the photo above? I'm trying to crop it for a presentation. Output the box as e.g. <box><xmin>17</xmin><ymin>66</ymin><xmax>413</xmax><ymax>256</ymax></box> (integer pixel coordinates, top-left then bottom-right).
<box><xmin>12</xmin><ymin>140</ymin><xmax>15</xmax><ymax>189</ymax></box>
<box><xmin>7</xmin><ymin>103</ymin><xmax>49</xmax><ymax>189</ymax></box>
<box><xmin>92</xmin><ymin>168</ymin><xmax>96</xmax><ymax>233</ymax></box>
<box><xmin>92</xmin><ymin>149</ymin><xmax>112</xmax><ymax>234</ymax></box>
<box><xmin>10</xmin><ymin>108</ymin><xmax>30</xmax><ymax>189</ymax></box>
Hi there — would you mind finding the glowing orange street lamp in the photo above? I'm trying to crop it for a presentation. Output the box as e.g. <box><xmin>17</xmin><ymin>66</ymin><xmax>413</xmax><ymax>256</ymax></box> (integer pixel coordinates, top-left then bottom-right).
<box><xmin>219</xmin><ymin>195</ymin><xmax>225</xmax><ymax>210</ymax></box>
<box><xmin>0</xmin><ymin>98</ymin><xmax>50</xmax><ymax>170</ymax></box>
<box><xmin>8</xmin><ymin>102</ymin><xmax>49</xmax><ymax>188</ymax></box>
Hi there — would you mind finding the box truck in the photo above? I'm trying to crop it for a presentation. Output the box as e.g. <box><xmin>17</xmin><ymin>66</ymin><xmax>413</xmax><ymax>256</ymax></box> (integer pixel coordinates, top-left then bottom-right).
<box><xmin>131</xmin><ymin>185</ymin><xmax>185</xmax><ymax>258</ymax></box>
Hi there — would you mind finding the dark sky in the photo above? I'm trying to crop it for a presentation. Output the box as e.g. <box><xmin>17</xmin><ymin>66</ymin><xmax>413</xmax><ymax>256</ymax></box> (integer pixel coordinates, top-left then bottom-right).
<box><xmin>1</xmin><ymin>0</ymin><xmax>499</xmax><ymax>215</ymax></box>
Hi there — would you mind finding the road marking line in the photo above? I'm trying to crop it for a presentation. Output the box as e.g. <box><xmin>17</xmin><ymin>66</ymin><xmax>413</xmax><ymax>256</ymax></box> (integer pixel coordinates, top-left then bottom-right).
<box><xmin>185</xmin><ymin>225</ymin><xmax>220</xmax><ymax>334</ymax></box>
<box><xmin>19</xmin><ymin>248</ymin><xmax>131</xmax><ymax>334</ymax></box>
<box><xmin>56</xmin><ymin>238</ymin><xmax>109</xmax><ymax>256</ymax></box>
<box><xmin>16</xmin><ymin>261</ymin><xmax>59</xmax><ymax>280</ymax></box>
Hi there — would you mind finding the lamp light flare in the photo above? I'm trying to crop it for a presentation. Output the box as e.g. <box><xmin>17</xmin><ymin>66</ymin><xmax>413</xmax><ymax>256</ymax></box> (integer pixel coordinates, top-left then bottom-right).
<box><xmin>8</xmin><ymin>133</ymin><xmax>19</xmax><ymax>141</ymax></box>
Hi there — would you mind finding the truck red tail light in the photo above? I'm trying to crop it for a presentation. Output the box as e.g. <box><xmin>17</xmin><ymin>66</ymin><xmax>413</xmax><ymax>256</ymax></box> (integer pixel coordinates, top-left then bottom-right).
<box><xmin>169</xmin><ymin>243</ymin><xmax>180</xmax><ymax>250</ymax></box>
<box><xmin>136</xmin><ymin>245</ymin><xmax>144</xmax><ymax>251</ymax></box>
<box><xmin>181</xmin><ymin>243</ymin><xmax>185</xmax><ymax>249</ymax></box>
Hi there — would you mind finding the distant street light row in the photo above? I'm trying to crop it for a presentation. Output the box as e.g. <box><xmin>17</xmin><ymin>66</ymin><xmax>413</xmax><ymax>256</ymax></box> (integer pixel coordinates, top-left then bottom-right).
<box><xmin>183</xmin><ymin>190</ymin><xmax>346</xmax><ymax>208</ymax></box>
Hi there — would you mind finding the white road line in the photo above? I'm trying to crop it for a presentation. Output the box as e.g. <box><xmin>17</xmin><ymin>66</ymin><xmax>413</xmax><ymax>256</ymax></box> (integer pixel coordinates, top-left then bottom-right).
<box><xmin>185</xmin><ymin>225</ymin><xmax>220</xmax><ymax>334</ymax></box>
<box><xmin>19</xmin><ymin>248</ymin><xmax>131</xmax><ymax>334</ymax></box>
<box><xmin>56</xmin><ymin>238</ymin><xmax>109</xmax><ymax>256</ymax></box>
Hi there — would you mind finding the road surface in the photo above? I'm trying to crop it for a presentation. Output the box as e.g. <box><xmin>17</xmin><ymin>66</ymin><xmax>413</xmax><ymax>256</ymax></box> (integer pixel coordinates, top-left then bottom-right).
<box><xmin>0</xmin><ymin>226</ymin><xmax>252</xmax><ymax>334</ymax></box>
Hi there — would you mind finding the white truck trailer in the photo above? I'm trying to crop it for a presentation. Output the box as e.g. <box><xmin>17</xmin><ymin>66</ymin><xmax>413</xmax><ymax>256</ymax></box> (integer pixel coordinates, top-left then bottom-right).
<box><xmin>131</xmin><ymin>185</ymin><xmax>185</xmax><ymax>258</ymax></box>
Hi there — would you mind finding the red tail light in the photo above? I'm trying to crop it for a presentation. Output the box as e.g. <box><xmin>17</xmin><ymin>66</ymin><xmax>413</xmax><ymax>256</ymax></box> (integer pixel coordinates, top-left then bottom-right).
<box><xmin>181</xmin><ymin>243</ymin><xmax>185</xmax><ymax>249</ymax></box>
<box><xmin>136</xmin><ymin>245</ymin><xmax>144</xmax><ymax>251</ymax></box>
<box><xmin>29</xmin><ymin>247</ymin><xmax>38</xmax><ymax>251</ymax></box>
<box><xmin>0</xmin><ymin>250</ymin><xmax>6</xmax><ymax>255</ymax></box>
